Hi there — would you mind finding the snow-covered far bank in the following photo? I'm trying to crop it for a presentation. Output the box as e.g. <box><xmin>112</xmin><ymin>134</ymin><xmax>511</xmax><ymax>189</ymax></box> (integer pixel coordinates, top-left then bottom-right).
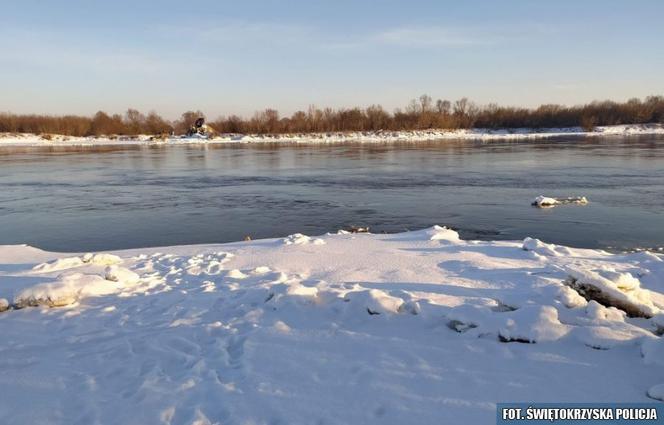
<box><xmin>1</xmin><ymin>123</ymin><xmax>664</xmax><ymax>147</ymax></box>
<box><xmin>1</xmin><ymin>227</ymin><xmax>664</xmax><ymax>424</ymax></box>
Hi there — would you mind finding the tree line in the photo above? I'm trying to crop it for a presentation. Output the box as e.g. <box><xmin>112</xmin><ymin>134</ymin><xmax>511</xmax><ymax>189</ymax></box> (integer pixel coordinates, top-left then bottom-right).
<box><xmin>1</xmin><ymin>95</ymin><xmax>663</xmax><ymax>137</ymax></box>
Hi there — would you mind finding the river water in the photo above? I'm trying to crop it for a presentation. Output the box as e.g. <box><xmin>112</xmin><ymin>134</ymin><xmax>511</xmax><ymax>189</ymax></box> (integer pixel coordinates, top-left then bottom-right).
<box><xmin>1</xmin><ymin>136</ymin><xmax>663</xmax><ymax>252</ymax></box>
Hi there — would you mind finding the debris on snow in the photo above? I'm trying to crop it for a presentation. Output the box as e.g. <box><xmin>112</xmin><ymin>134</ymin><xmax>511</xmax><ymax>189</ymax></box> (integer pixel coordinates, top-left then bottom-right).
<box><xmin>565</xmin><ymin>267</ymin><xmax>660</xmax><ymax>318</ymax></box>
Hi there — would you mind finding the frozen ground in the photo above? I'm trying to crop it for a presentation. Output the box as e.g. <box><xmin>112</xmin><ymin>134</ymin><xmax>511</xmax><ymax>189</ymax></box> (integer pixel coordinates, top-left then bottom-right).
<box><xmin>1</xmin><ymin>227</ymin><xmax>664</xmax><ymax>424</ymax></box>
<box><xmin>1</xmin><ymin>124</ymin><xmax>664</xmax><ymax>146</ymax></box>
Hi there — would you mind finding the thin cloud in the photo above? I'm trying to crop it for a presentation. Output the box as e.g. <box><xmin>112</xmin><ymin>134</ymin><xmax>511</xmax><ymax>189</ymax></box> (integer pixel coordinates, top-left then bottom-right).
<box><xmin>360</xmin><ymin>22</ymin><xmax>560</xmax><ymax>49</ymax></box>
<box><xmin>322</xmin><ymin>25</ymin><xmax>523</xmax><ymax>50</ymax></box>
<box><xmin>372</xmin><ymin>26</ymin><xmax>492</xmax><ymax>47</ymax></box>
<box><xmin>152</xmin><ymin>22</ymin><xmax>516</xmax><ymax>51</ymax></box>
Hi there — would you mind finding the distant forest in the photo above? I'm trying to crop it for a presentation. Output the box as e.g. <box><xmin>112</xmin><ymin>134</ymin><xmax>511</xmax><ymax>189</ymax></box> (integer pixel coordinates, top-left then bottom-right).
<box><xmin>2</xmin><ymin>95</ymin><xmax>664</xmax><ymax>137</ymax></box>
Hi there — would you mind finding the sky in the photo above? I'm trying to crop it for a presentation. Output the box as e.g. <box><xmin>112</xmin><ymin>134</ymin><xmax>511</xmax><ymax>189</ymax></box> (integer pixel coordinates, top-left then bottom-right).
<box><xmin>1</xmin><ymin>0</ymin><xmax>663</xmax><ymax>120</ymax></box>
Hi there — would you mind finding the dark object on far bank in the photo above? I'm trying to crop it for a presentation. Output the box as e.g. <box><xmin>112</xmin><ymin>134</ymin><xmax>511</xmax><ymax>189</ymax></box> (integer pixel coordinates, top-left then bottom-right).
<box><xmin>186</xmin><ymin>117</ymin><xmax>206</xmax><ymax>136</ymax></box>
<box><xmin>348</xmin><ymin>226</ymin><xmax>370</xmax><ymax>233</ymax></box>
<box><xmin>185</xmin><ymin>117</ymin><xmax>217</xmax><ymax>138</ymax></box>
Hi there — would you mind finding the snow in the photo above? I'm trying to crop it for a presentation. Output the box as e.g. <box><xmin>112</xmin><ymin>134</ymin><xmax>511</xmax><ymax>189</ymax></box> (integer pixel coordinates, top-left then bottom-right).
<box><xmin>532</xmin><ymin>195</ymin><xmax>559</xmax><ymax>207</ymax></box>
<box><xmin>104</xmin><ymin>265</ymin><xmax>140</xmax><ymax>285</ymax></box>
<box><xmin>344</xmin><ymin>288</ymin><xmax>407</xmax><ymax>315</ymax></box>
<box><xmin>642</xmin><ymin>337</ymin><xmax>664</xmax><ymax>367</ymax></box>
<box><xmin>282</xmin><ymin>233</ymin><xmax>326</xmax><ymax>246</ymax></box>
<box><xmin>33</xmin><ymin>253</ymin><xmax>122</xmax><ymax>273</ymax></box>
<box><xmin>1</xmin><ymin>226</ymin><xmax>663</xmax><ymax>424</ymax></box>
<box><xmin>426</xmin><ymin>225</ymin><xmax>461</xmax><ymax>242</ymax></box>
<box><xmin>522</xmin><ymin>236</ymin><xmax>572</xmax><ymax>256</ymax></box>
<box><xmin>647</xmin><ymin>384</ymin><xmax>664</xmax><ymax>401</ymax></box>
<box><xmin>13</xmin><ymin>266</ymin><xmax>147</xmax><ymax>308</ymax></box>
<box><xmin>14</xmin><ymin>272</ymin><xmax>110</xmax><ymax>307</ymax></box>
<box><xmin>499</xmin><ymin>305</ymin><xmax>570</xmax><ymax>343</ymax></box>
<box><xmin>2</xmin><ymin>123</ymin><xmax>664</xmax><ymax>146</ymax></box>
<box><xmin>653</xmin><ymin>313</ymin><xmax>664</xmax><ymax>333</ymax></box>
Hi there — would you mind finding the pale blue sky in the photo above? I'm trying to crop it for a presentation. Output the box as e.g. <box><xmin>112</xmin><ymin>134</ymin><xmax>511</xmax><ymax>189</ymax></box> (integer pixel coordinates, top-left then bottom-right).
<box><xmin>2</xmin><ymin>0</ymin><xmax>663</xmax><ymax>119</ymax></box>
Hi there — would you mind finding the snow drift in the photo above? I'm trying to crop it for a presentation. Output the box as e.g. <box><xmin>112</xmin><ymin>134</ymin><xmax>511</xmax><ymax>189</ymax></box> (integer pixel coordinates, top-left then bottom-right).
<box><xmin>1</xmin><ymin>227</ymin><xmax>663</xmax><ymax>424</ymax></box>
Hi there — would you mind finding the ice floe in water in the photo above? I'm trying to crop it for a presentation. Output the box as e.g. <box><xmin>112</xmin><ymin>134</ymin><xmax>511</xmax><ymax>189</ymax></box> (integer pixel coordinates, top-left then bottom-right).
<box><xmin>532</xmin><ymin>195</ymin><xmax>589</xmax><ymax>208</ymax></box>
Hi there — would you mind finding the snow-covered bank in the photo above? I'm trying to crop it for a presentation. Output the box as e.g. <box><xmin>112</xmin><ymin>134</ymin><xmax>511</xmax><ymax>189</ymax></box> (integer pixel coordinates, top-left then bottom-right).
<box><xmin>2</xmin><ymin>123</ymin><xmax>664</xmax><ymax>147</ymax></box>
<box><xmin>1</xmin><ymin>228</ymin><xmax>664</xmax><ymax>424</ymax></box>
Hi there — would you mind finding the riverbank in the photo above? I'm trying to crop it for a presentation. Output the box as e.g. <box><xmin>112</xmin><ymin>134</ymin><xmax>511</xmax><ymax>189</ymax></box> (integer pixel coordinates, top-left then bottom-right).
<box><xmin>2</xmin><ymin>123</ymin><xmax>664</xmax><ymax>146</ymax></box>
<box><xmin>1</xmin><ymin>227</ymin><xmax>663</xmax><ymax>423</ymax></box>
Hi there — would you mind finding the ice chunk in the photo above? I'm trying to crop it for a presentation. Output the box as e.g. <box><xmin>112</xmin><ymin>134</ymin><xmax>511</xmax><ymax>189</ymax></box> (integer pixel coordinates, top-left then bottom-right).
<box><xmin>283</xmin><ymin>233</ymin><xmax>326</xmax><ymax>245</ymax></box>
<box><xmin>14</xmin><ymin>273</ymin><xmax>114</xmax><ymax>308</ymax></box>
<box><xmin>498</xmin><ymin>305</ymin><xmax>570</xmax><ymax>343</ymax></box>
<box><xmin>585</xmin><ymin>300</ymin><xmax>626</xmax><ymax>322</ymax></box>
<box><xmin>398</xmin><ymin>299</ymin><xmax>421</xmax><ymax>315</ymax></box>
<box><xmin>33</xmin><ymin>256</ymin><xmax>85</xmax><ymax>272</ymax></box>
<box><xmin>344</xmin><ymin>289</ymin><xmax>404</xmax><ymax>315</ymax></box>
<box><xmin>286</xmin><ymin>283</ymin><xmax>319</xmax><ymax>299</ymax></box>
<box><xmin>33</xmin><ymin>253</ymin><xmax>122</xmax><ymax>273</ymax></box>
<box><xmin>532</xmin><ymin>195</ymin><xmax>588</xmax><ymax>208</ymax></box>
<box><xmin>427</xmin><ymin>225</ymin><xmax>460</xmax><ymax>242</ymax></box>
<box><xmin>556</xmin><ymin>285</ymin><xmax>588</xmax><ymax>308</ymax></box>
<box><xmin>83</xmin><ymin>253</ymin><xmax>123</xmax><ymax>265</ymax></box>
<box><xmin>252</xmin><ymin>266</ymin><xmax>271</xmax><ymax>274</ymax></box>
<box><xmin>532</xmin><ymin>196</ymin><xmax>559</xmax><ymax>208</ymax></box>
<box><xmin>522</xmin><ymin>237</ymin><xmax>565</xmax><ymax>257</ymax></box>
<box><xmin>561</xmin><ymin>196</ymin><xmax>588</xmax><ymax>205</ymax></box>
<box><xmin>273</xmin><ymin>320</ymin><xmax>292</xmax><ymax>334</ymax></box>
<box><xmin>0</xmin><ymin>298</ymin><xmax>9</xmax><ymax>312</ymax></box>
<box><xmin>15</xmin><ymin>266</ymin><xmax>140</xmax><ymax>309</ymax></box>
<box><xmin>226</xmin><ymin>269</ymin><xmax>249</xmax><ymax>279</ymax></box>
<box><xmin>104</xmin><ymin>265</ymin><xmax>140</xmax><ymax>285</ymax></box>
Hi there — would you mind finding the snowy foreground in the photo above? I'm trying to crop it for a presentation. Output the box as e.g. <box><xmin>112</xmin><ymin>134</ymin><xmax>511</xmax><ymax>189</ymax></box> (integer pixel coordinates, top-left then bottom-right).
<box><xmin>1</xmin><ymin>227</ymin><xmax>664</xmax><ymax>424</ymax></box>
<box><xmin>2</xmin><ymin>124</ymin><xmax>664</xmax><ymax>146</ymax></box>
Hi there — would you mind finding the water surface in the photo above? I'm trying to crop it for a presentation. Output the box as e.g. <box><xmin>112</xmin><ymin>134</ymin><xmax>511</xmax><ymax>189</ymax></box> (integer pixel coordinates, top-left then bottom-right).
<box><xmin>1</xmin><ymin>137</ymin><xmax>663</xmax><ymax>252</ymax></box>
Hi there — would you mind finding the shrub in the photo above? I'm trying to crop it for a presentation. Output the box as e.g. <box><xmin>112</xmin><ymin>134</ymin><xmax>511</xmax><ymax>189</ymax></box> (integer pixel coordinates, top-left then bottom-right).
<box><xmin>580</xmin><ymin>115</ymin><xmax>597</xmax><ymax>132</ymax></box>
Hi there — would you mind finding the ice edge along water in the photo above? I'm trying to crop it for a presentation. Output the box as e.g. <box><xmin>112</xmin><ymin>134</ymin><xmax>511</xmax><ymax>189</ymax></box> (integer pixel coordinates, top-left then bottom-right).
<box><xmin>1</xmin><ymin>226</ymin><xmax>664</xmax><ymax>424</ymax></box>
<box><xmin>1</xmin><ymin>123</ymin><xmax>664</xmax><ymax>146</ymax></box>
